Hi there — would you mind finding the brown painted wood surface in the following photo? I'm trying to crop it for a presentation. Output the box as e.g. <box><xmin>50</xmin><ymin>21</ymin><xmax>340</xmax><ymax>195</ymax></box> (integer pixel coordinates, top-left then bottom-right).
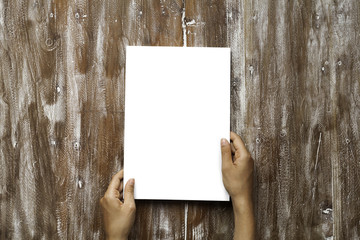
<box><xmin>0</xmin><ymin>0</ymin><xmax>359</xmax><ymax>239</ymax></box>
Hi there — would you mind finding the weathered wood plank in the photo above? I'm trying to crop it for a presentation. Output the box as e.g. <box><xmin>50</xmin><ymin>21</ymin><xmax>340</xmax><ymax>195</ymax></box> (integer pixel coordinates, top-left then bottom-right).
<box><xmin>1</xmin><ymin>1</ymin><xmax>59</xmax><ymax>239</ymax></box>
<box><xmin>330</xmin><ymin>0</ymin><xmax>360</xmax><ymax>239</ymax></box>
<box><xmin>237</xmin><ymin>0</ymin><xmax>335</xmax><ymax>239</ymax></box>
<box><xmin>0</xmin><ymin>0</ymin><xmax>184</xmax><ymax>239</ymax></box>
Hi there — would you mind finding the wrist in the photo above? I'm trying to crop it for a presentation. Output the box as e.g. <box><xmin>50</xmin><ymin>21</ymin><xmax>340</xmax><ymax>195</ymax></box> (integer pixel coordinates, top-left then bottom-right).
<box><xmin>106</xmin><ymin>235</ymin><xmax>128</xmax><ymax>240</ymax></box>
<box><xmin>231</xmin><ymin>196</ymin><xmax>253</xmax><ymax>214</ymax></box>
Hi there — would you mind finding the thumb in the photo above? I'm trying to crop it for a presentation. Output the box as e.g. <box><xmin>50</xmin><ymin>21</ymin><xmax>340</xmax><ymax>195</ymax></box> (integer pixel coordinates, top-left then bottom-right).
<box><xmin>124</xmin><ymin>178</ymin><xmax>135</xmax><ymax>205</ymax></box>
<box><xmin>221</xmin><ymin>138</ymin><xmax>232</xmax><ymax>170</ymax></box>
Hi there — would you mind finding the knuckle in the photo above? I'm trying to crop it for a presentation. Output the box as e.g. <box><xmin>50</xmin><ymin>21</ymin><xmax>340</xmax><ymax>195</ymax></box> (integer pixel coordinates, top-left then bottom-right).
<box><xmin>99</xmin><ymin>197</ymin><xmax>106</xmax><ymax>207</ymax></box>
<box><xmin>103</xmin><ymin>193</ymin><xmax>112</xmax><ymax>202</ymax></box>
<box><xmin>127</xmin><ymin>204</ymin><xmax>136</xmax><ymax>212</ymax></box>
<box><xmin>243</xmin><ymin>152</ymin><xmax>251</xmax><ymax>160</ymax></box>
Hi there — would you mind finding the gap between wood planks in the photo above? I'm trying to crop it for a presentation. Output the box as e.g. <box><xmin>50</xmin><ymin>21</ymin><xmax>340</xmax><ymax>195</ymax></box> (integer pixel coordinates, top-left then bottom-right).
<box><xmin>182</xmin><ymin>1</ymin><xmax>189</xmax><ymax>239</ymax></box>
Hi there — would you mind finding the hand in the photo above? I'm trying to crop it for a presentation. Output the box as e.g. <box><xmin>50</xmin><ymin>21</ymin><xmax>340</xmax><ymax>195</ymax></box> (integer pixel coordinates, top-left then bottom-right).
<box><xmin>100</xmin><ymin>170</ymin><xmax>136</xmax><ymax>240</ymax></box>
<box><xmin>221</xmin><ymin>132</ymin><xmax>255</xmax><ymax>240</ymax></box>
<box><xmin>221</xmin><ymin>131</ymin><xmax>254</xmax><ymax>203</ymax></box>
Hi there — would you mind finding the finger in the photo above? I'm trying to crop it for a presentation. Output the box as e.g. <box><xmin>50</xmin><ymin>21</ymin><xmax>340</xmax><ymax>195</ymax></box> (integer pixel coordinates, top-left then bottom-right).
<box><xmin>119</xmin><ymin>180</ymin><xmax>123</xmax><ymax>192</ymax></box>
<box><xmin>105</xmin><ymin>170</ymin><xmax>124</xmax><ymax>198</ymax></box>
<box><xmin>230</xmin><ymin>142</ymin><xmax>236</xmax><ymax>154</ymax></box>
<box><xmin>124</xmin><ymin>178</ymin><xmax>135</xmax><ymax>206</ymax></box>
<box><xmin>114</xmin><ymin>190</ymin><xmax>121</xmax><ymax>199</ymax></box>
<box><xmin>221</xmin><ymin>138</ymin><xmax>232</xmax><ymax>169</ymax></box>
<box><xmin>230</xmin><ymin>131</ymin><xmax>248</xmax><ymax>153</ymax></box>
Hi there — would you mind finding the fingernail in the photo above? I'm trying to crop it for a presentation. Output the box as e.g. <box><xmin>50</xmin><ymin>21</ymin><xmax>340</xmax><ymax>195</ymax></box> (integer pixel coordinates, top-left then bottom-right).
<box><xmin>129</xmin><ymin>178</ymin><xmax>135</xmax><ymax>185</ymax></box>
<box><xmin>221</xmin><ymin>138</ymin><xmax>227</xmax><ymax>146</ymax></box>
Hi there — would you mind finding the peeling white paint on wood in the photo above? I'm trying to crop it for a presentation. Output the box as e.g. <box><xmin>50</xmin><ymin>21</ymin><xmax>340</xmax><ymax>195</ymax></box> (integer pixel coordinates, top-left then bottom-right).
<box><xmin>0</xmin><ymin>0</ymin><xmax>359</xmax><ymax>240</ymax></box>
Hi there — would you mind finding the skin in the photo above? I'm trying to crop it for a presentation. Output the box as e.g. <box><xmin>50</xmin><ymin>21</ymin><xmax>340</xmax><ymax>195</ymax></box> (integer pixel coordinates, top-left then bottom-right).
<box><xmin>101</xmin><ymin>131</ymin><xmax>254</xmax><ymax>240</ymax></box>
<box><xmin>221</xmin><ymin>131</ymin><xmax>255</xmax><ymax>240</ymax></box>
<box><xmin>100</xmin><ymin>170</ymin><xmax>136</xmax><ymax>240</ymax></box>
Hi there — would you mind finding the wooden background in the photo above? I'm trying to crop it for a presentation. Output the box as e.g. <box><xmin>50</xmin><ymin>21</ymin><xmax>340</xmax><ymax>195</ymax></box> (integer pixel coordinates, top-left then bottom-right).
<box><xmin>0</xmin><ymin>0</ymin><xmax>359</xmax><ymax>239</ymax></box>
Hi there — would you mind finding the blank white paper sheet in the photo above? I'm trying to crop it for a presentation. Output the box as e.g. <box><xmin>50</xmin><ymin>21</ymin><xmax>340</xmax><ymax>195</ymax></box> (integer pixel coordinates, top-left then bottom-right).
<box><xmin>124</xmin><ymin>46</ymin><xmax>230</xmax><ymax>201</ymax></box>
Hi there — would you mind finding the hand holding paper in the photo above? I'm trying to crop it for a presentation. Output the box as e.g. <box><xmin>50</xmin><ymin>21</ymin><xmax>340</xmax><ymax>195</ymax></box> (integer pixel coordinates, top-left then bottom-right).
<box><xmin>100</xmin><ymin>132</ymin><xmax>255</xmax><ymax>239</ymax></box>
<box><xmin>221</xmin><ymin>132</ymin><xmax>255</xmax><ymax>240</ymax></box>
<box><xmin>221</xmin><ymin>132</ymin><xmax>254</xmax><ymax>202</ymax></box>
<box><xmin>100</xmin><ymin>170</ymin><xmax>136</xmax><ymax>240</ymax></box>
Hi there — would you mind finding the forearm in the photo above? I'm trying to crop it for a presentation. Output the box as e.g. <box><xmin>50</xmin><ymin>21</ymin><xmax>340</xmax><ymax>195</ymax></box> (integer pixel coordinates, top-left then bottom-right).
<box><xmin>106</xmin><ymin>236</ymin><xmax>127</xmax><ymax>240</ymax></box>
<box><xmin>232</xmin><ymin>197</ymin><xmax>255</xmax><ymax>240</ymax></box>
<box><xmin>107</xmin><ymin>237</ymin><xmax>127</xmax><ymax>240</ymax></box>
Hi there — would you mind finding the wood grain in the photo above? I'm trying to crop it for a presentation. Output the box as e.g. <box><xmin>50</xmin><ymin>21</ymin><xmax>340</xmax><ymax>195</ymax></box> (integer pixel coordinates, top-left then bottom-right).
<box><xmin>331</xmin><ymin>1</ymin><xmax>360</xmax><ymax>239</ymax></box>
<box><xmin>0</xmin><ymin>0</ymin><xmax>184</xmax><ymax>239</ymax></box>
<box><xmin>0</xmin><ymin>0</ymin><xmax>359</xmax><ymax>239</ymax></box>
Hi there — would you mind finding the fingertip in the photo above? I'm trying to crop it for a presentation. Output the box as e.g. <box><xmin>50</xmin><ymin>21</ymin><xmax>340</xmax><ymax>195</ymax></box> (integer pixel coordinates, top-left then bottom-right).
<box><xmin>125</xmin><ymin>178</ymin><xmax>135</xmax><ymax>192</ymax></box>
<box><xmin>221</xmin><ymin>138</ymin><xmax>229</xmax><ymax>146</ymax></box>
<box><xmin>230</xmin><ymin>131</ymin><xmax>238</xmax><ymax>139</ymax></box>
<box><xmin>230</xmin><ymin>131</ymin><xmax>236</xmax><ymax>136</ymax></box>
<box><xmin>124</xmin><ymin>178</ymin><xmax>135</xmax><ymax>203</ymax></box>
<box><xmin>129</xmin><ymin>178</ymin><xmax>135</xmax><ymax>186</ymax></box>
